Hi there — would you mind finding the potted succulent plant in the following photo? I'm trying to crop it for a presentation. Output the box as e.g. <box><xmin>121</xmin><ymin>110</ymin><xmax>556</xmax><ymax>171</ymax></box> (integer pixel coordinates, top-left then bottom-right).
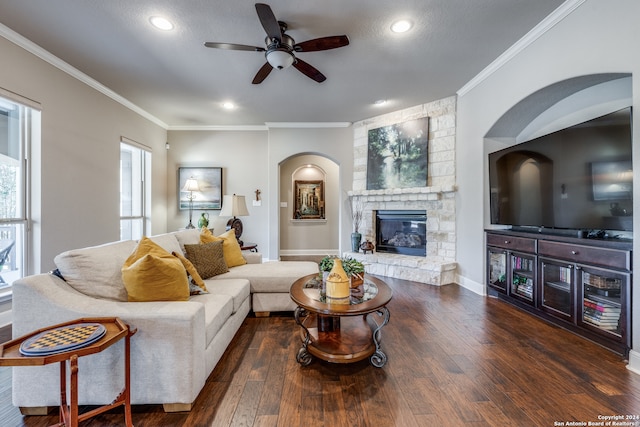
<box><xmin>342</xmin><ymin>256</ymin><xmax>365</xmax><ymax>287</ymax></box>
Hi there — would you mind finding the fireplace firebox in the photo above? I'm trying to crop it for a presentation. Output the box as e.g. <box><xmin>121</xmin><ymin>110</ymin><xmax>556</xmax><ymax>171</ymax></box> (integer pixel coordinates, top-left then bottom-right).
<box><xmin>375</xmin><ymin>210</ymin><xmax>427</xmax><ymax>256</ymax></box>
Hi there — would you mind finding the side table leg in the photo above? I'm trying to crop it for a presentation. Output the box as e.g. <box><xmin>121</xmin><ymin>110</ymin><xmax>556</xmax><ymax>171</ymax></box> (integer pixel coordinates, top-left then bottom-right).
<box><xmin>294</xmin><ymin>307</ymin><xmax>313</xmax><ymax>366</ymax></box>
<box><xmin>59</xmin><ymin>360</ymin><xmax>68</xmax><ymax>426</ymax></box>
<box><xmin>370</xmin><ymin>307</ymin><xmax>390</xmax><ymax>368</ymax></box>
<box><xmin>69</xmin><ymin>354</ymin><xmax>79</xmax><ymax>427</ymax></box>
<box><xmin>124</xmin><ymin>329</ymin><xmax>134</xmax><ymax>427</ymax></box>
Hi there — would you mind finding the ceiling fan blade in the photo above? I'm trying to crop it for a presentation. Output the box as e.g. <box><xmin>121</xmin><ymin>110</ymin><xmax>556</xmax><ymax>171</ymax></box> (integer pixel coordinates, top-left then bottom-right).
<box><xmin>252</xmin><ymin>62</ymin><xmax>273</xmax><ymax>84</ymax></box>
<box><xmin>204</xmin><ymin>42</ymin><xmax>265</xmax><ymax>52</ymax></box>
<box><xmin>255</xmin><ymin>3</ymin><xmax>282</xmax><ymax>40</ymax></box>
<box><xmin>294</xmin><ymin>35</ymin><xmax>350</xmax><ymax>52</ymax></box>
<box><xmin>293</xmin><ymin>58</ymin><xmax>326</xmax><ymax>83</ymax></box>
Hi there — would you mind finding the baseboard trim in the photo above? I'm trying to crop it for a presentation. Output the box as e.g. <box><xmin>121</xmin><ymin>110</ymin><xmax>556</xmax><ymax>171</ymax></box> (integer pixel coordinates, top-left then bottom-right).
<box><xmin>627</xmin><ymin>349</ymin><xmax>640</xmax><ymax>376</ymax></box>
<box><xmin>456</xmin><ymin>275</ymin><xmax>485</xmax><ymax>296</ymax></box>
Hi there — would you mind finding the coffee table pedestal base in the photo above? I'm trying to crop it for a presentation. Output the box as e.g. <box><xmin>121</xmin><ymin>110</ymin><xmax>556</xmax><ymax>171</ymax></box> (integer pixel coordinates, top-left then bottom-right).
<box><xmin>294</xmin><ymin>307</ymin><xmax>389</xmax><ymax>367</ymax></box>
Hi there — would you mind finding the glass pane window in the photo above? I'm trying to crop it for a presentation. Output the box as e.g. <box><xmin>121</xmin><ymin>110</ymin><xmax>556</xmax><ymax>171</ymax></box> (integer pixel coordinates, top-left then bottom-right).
<box><xmin>120</xmin><ymin>141</ymin><xmax>150</xmax><ymax>241</ymax></box>
<box><xmin>0</xmin><ymin>95</ymin><xmax>35</xmax><ymax>290</ymax></box>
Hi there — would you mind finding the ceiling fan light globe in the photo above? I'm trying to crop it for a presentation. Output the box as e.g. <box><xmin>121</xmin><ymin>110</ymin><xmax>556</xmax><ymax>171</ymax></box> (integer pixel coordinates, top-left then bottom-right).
<box><xmin>266</xmin><ymin>49</ymin><xmax>294</xmax><ymax>70</ymax></box>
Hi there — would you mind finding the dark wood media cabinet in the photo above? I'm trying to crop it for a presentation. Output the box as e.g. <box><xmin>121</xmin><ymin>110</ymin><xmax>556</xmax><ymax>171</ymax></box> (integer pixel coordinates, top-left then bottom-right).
<box><xmin>486</xmin><ymin>229</ymin><xmax>632</xmax><ymax>356</ymax></box>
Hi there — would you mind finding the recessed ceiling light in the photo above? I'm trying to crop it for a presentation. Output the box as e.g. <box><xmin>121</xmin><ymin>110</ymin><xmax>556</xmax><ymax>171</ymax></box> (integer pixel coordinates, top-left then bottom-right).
<box><xmin>149</xmin><ymin>16</ymin><xmax>174</xmax><ymax>31</ymax></box>
<box><xmin>391</xmin><ymin>20</ymin><xmax>412</xmax><ymax>33</ymax></box>
<box><xmin>222</xmin><ymin>102</ymin><xmax>235</xmax><ymax>110</ymax></box>
<box><xmin>374</xmin><ymin>99</ymin><xmax>387</xmax><ymax>106</ymax></box>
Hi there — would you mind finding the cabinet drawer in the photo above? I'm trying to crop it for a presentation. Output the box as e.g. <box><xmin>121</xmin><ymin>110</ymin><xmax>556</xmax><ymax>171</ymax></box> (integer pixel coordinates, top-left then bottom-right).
<box><xmin>538</xmin><ymin>241</ymin><xmax>630</xmax><ymax>271</ymax></box>
<box><xmin>486</xmin><ymin>233</ymin><xmax>536</xmax><ymax>253</ymax></box>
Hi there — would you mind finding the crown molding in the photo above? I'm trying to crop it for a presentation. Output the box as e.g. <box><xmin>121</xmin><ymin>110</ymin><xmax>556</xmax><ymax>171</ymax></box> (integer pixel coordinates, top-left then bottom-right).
<box><xmin>457</xmin><ymin>0</ymin><xmax>587</xmax><ymax>97</ymax></box>
<box><xmin>264</xmin><ymin>122</ymin><xmax>352</xmax><ymax>129</ymax></box>
<box><xmin>0</xmin><ymin>23</ymin><xmax>168</xmax><ymax>129</ymax></box>
<box><xmin>168</xmin><ymin>125</ymin><xmax>268</xmax><ymax>131</ymax></box>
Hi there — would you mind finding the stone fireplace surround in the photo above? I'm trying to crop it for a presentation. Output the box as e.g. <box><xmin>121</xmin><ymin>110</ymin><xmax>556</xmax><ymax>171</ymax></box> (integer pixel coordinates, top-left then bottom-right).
<box><xmin>346</xmin><ymin>96</ymin><xmax>458</xmax><ymax>286</ymax></box>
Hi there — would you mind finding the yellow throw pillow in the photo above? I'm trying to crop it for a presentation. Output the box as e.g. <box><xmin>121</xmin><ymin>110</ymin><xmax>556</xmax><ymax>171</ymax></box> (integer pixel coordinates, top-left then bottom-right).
<box><xmin>172</xmin><ymin>251</ymin><xmax>208</xmax><ymax>294</ymax></box>
<box><xmin>216</xmin><ymin>229</ymin><xmax>247</xmax><ymax>268</ymax></box>
<box><xmin>122</xmin><ymin>236</ymin><xmax>190</xmax><ymax>302</ymax></box>
<box><xmin>200</xmin><ymin>227</ymin><xmax>217</xmax><ymax>243</ymax></box>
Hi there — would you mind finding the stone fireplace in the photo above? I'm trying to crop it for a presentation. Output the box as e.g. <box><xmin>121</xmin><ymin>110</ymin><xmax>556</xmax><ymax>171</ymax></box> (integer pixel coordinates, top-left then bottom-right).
<box><xmin>346</xmin><ymin>96</ymin><xmax>457</xmax><ymax>286</ymax></box>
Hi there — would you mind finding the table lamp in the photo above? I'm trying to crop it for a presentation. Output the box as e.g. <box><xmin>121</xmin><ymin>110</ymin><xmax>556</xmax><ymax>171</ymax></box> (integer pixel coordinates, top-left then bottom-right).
<box><xmin>182</xmin><ymin>177</ymin><xmax>200</xmax><ymax>229</ymax></box>
<box><xmin>219</xmin><ymin>194</ymin><xmax>249</xmax><ymax>244</ymax></box>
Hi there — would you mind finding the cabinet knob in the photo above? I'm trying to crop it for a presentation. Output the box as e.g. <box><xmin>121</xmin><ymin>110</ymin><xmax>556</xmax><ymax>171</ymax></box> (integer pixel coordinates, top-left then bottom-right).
<box><xmin>571</xmin><ymin>250</ymin><xmax>578</xmax><ymax>255</ymax></box>
<box><xmin>504</xmin><ymin>240</ymin><xmax>510</xmax><ymax>244</ymax></box>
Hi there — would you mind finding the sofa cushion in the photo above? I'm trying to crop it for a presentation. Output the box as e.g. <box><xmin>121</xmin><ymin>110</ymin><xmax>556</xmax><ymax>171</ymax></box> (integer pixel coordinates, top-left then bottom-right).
<box><xmin>54</xmin><ymin>239</ymin><xmax>138</xmax><ymax>302</ymax></box>
<box><xmin>201</xmin><ymin>229</ymin><xmax>246</xmax><ymax>268</ymax></box>
<box><xmin>148</xmin><ymin>233</ymin><xmax>183</xmax><ymax>256</ymax></box>
<box><xmin>202</xmin><ymin>278</ymin><xmax>250</xmax><ymax>313</ymax></box>
<box><xmin>210</xmin><ymin>261</ymin><xmax>319</xmax><ymax>293</ymax></box>
<box><xmin>173</xmin><ymin>228</ymin><xmax>201</xmax><ymax>254</ymax></box>
<box><xmin>184</xmin><ymin>240</ymin><xmax>229</xmax><ymax>279</ymax></box>
<box><xmin>122</xmin><ymin>237</ymin><xmax>190</xmax><ymax>302</ymax></box>
<box><xmin>190</xmin><ymin>293</ymin><xmax>235</xmax><ymax>346</ymax></box>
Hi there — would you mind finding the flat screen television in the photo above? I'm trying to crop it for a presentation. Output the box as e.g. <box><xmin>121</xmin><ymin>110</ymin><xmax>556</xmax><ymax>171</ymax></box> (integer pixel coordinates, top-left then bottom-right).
<box><xmin>488</xmin><ymin>107</ymin><xmax>633</xmax><ymax>233</ymax></box>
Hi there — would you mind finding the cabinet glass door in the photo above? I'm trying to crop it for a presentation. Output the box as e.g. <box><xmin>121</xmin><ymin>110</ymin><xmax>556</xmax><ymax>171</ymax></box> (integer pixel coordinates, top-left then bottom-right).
<box><xmin>487</xmin><ymin>248</ymin><xmax>507</xmax><ymax>293</ymax></box>
<box><xmin>579</xmin><ymin>268</ymin><xmax>624</xmax><ymax>338</ymax></box>
<box><xmin>510</xmin><ymin>253</ymin><xmax>535</xmax><ymax>303</ymax></box>
<box><xmin>540</xmin><ymin>259</ymin><xmax>573</xmax><ymax>319</ymax></box>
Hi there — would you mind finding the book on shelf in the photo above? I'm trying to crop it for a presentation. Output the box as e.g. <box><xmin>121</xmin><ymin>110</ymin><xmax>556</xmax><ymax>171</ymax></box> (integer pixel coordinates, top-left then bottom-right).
<box><xmin>558</xmin><ymin>266</ymin><xmax>571</xmax><ymax>284</ymax></box>
<box><xmin>584</xmin><ymin>293</ymin><xmax>621</xmax><ymax>308</ymax></box>
<box><xmin>583</xmin><ymin>313</ymin><xmax>620</xmax><ymax>330</ymax></box>
<box><xmin>583</xmin><ymin>299</ymin><xmax>621</xmax><ymax>313</ymax></box>
<box><xmin>513</xmin><ymin>256</ymin><xmax>533</xmax><ymax>272</ymax></box>
<box><xmin>583</xmin><ymin>307</ymin><xmax>621</xmax><ymax>319</ymax></box>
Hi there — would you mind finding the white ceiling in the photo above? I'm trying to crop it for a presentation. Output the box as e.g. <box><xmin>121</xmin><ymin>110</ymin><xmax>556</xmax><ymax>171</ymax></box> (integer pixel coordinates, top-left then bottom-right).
<box><xmin>0</xmin><ymin>0</ymin><xmax>566</xmax><ymax>128</ymax></box>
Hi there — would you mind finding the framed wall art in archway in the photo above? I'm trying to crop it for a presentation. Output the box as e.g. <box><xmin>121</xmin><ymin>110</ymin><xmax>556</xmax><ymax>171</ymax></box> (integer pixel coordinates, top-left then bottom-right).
<box><xmin>294</xmin><ymin>180</ymin><xmax>325</xmax><ymax>219</ymax></box>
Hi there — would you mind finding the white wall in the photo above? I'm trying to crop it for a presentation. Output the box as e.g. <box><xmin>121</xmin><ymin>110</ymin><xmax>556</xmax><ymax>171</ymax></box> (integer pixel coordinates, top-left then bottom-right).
<box><xmin>0</xmin><ymin>35</ymin><xmax>168</xmax><ymax>273</ymax></box>
<box><xmin>166</xmin><ymin>130</ymin><xmax>269</xmax><ymax>252</ymax></box>
<box><xmin>168</xmin><ymin>127</ymin><xmax>352</xmax><ymax>260</ymax></box>
<box><xmin>456</xmin><ymin>0</ymin><xmax>640</xmax><ymax>370</ymax></box>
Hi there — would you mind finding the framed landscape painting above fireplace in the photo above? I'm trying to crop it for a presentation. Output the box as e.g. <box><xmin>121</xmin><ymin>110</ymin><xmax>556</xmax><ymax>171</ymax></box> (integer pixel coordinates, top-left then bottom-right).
<box><xmin>366</xmin><ymin>117</ymin><xmax>429</xmax><ymax>190</ymax></box>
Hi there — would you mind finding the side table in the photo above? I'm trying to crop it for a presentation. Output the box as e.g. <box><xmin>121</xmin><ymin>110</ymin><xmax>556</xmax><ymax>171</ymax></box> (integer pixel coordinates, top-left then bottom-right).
<box><xmin>240</xmin><ymin>242</ymin><xmax>258</xmax><ymax>252</ymax></box>
<box><xmin>0</xmin><ymin>317</ymin><xmax>136</xmax><ymax>427</ymax></box>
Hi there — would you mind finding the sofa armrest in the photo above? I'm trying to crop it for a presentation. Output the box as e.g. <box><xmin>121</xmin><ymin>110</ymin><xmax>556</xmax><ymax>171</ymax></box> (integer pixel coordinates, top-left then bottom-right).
<box><xmin>11</xmin><ymin>273</ymin><xmax>207</xmax><ymax>406</ymax></box>
<box><xmin>242</xmin><ymin>251</ymin><xmax>262</xmax><ymax>264</ymax></box>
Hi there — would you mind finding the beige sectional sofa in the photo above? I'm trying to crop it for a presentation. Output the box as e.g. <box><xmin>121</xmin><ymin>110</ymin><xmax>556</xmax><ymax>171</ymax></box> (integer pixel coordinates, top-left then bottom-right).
<box><xmin>11</xmin><ymin>229</ymin><xmax>317</xmax><ymax>413</ymax></box>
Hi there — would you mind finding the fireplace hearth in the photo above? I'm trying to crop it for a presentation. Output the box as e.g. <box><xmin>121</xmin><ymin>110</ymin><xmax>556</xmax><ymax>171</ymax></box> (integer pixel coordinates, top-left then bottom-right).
<box><xmin>376</xmin><ymin>210</ymin><xmax>427</xmax><ymax>256</ymax></box>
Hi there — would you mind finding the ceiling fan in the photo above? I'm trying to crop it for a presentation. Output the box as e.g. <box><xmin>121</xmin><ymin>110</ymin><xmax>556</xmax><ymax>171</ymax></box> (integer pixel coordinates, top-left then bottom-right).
<box><xmin>204</xmin><ymin>3</ymin><xmax>349</xmax><ymax>84</ymax></box>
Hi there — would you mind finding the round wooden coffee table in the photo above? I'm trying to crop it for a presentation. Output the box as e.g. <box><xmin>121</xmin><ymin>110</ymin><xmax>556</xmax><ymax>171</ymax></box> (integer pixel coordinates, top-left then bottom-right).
<box><xmin>289</xmin><ymin>273</ymin><xmax>392</xmax><ymax>367</ymax></box>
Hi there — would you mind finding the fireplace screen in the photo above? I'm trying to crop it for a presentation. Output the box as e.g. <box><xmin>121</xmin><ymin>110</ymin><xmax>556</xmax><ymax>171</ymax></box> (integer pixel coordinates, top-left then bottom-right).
<box><xmin>375</xmin><ymin>210</ymin><xmax>427</xmax><ymax>256</ymax></box>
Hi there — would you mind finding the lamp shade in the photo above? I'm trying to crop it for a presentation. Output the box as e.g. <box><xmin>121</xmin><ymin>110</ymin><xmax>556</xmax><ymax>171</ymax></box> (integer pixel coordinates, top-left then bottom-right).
<box><xmin>219</xmin><ymin>194</ymin><xmax>249</xmax><ymax>217</ymax></box>
<box><xmin>182</xmin><ymin>177</ymin><xmax>200</xmax><ymax>192</ymax></box>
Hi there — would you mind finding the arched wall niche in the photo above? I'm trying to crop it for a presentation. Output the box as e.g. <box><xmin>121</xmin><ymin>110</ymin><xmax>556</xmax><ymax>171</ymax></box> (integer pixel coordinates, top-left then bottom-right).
<box><xmin>279</xmin><ymin>153</ymin><xmax>340</xmax><ymax>256</ymax></box>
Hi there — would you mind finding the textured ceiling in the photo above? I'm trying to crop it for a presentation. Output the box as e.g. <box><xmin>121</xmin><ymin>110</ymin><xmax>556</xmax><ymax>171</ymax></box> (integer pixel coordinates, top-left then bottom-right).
<box><xmin>0</xmin><ymin>0</ymin><xmax>566</xmax><ymax>127</ymax></box>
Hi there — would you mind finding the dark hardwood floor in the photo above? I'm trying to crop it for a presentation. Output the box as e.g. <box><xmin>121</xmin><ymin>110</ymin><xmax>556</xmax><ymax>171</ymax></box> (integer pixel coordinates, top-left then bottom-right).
<box><xmin>1</xmin><ymin>276</ymin><xmax>639</xmax><ymax>426</ymax></box>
